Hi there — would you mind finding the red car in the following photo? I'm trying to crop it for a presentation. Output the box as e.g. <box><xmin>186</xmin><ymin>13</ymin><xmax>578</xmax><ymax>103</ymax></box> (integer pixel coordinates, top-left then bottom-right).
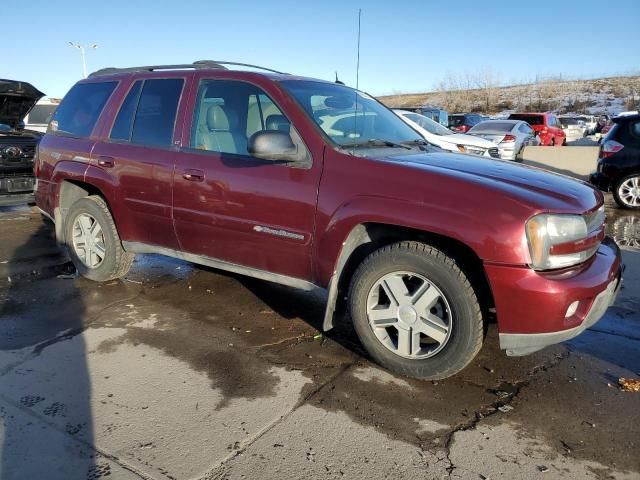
<box><xmin>508</xmin><ymin>112</ymin><xmax>566</xmax><ymax>146</ymax></box>
<box><xmin>35</xmin><ymin>61</ymin><xmax>622</xmax><ymax>379</ymax></box>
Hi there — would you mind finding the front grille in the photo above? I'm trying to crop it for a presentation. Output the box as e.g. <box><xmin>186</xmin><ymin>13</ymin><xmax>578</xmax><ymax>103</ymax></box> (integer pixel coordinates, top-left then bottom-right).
<box><xmin>488</xmin><ymin>147</ymin><xmax>500</xmax><ymax>158</ymax></box>
<box><xmin>0</xmin><ymin>137</ymin><xmax>38</xmax><ymax>167</ymax></box>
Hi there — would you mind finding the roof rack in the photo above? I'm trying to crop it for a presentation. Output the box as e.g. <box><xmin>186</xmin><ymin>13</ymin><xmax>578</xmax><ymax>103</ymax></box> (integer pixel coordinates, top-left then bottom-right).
<box><xmin>89</xmin><ymin>60</ymin><xmax>287</xmax><ymax>77</ymax></box>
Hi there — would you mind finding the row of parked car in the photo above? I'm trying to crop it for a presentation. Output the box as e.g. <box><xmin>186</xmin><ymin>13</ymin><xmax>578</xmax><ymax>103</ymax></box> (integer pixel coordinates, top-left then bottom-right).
<box><xmin>394</xmin><ymin>110</ymin><xmax>569</xmax><ymax>161</ymax></box>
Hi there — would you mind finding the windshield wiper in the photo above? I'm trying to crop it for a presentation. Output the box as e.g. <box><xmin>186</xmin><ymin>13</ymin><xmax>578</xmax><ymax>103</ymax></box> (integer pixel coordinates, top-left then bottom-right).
<box><xmin>401</xmin><ymin>138</ymin><xmax>431</xmax><ymax>146</ymax></box>
<box><xmin>340</xmin><ymin>139</ymin><xmax>412</xmax><ymax>150</ymax></box>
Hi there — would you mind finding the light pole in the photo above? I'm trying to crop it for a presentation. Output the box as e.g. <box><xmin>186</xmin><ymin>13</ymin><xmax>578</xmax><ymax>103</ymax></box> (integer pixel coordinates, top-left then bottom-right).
<box><xmin>68</xmin><ymin>42</ymin><xmax>98</xmax><ymax>78</ymax></box>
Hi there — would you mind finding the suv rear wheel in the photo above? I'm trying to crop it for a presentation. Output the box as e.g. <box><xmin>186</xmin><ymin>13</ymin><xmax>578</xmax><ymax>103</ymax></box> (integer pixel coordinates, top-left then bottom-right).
<box><xmin>65</xmin><ymin>195</ymin><xmax>134</xmax><ymax>281</ymax></box>
<box><xmin>613</xmin><ymin>174</ymin><xmax>640</xmax><ymax>209</ymax></box>
<box><xmin>349</xmin><ymin>241</ymin><xmax>484</xmax><ymax>380</ymax></box>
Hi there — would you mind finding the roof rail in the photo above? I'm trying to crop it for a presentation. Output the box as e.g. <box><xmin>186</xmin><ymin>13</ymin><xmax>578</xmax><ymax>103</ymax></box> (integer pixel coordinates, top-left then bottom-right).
<box><xmin>89</xmin><ymin>60</ymin><xmax>286</xmax><ymax>77</ymax></box>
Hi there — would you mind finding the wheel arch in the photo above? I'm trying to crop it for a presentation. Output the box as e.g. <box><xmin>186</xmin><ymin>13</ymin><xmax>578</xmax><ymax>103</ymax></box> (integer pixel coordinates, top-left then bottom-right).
<box><xmin>55</xmin><ymin>178</ymin><xmax>114</xmax><ymax>244</ymax></box>
<box><xmin>322</xmin><ymin>222</ymin><xmax>495</xmax><ymax>331</ymax></box>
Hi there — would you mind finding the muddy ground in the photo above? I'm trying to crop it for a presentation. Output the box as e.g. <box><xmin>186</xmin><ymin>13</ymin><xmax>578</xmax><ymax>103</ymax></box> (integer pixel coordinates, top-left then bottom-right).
<box><xmin>0</xmin><ymin>198</ymin><xmax>638</xmax><ymax>480</ymax></box>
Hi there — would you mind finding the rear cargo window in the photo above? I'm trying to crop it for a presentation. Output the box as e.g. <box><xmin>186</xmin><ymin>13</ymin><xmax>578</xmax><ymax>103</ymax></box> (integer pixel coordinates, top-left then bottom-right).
<box><xmin>27</xmin><ymin>104</ymin><xmax>57</xmax><ymax>125</ymax></box>
<box><xmin>49</xmin><ymin>82</ymin><xmax>117</xmax><ymax>137</ymax></box>
<box><xmin>508</xmin><ymin>114</ymin><xmax>544</xmax><ymax>125</ymax></box>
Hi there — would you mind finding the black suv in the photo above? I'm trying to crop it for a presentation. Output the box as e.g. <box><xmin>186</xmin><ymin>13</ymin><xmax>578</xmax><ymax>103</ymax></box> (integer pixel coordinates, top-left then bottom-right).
<box><xmin>448</xmin><ymin>113</ymin><xmax>484</xmax><ymax>133</ymax></box>
<box><xmin>590</xmin><ymin>113</ymin><xmax>640</xmax><ymax>209</ymax></box>
<box><xmin>0</xmin><ymin>79</ymin><xmax>44</xmax><ymax>206</ymax></box>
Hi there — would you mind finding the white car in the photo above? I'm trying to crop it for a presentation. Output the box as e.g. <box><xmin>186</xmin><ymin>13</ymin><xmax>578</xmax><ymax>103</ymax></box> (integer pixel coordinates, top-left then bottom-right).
<box><xmin>394</xmin><ymin>109</ymin><xmax>500</xmax><ymax>158</ymax></box>
<box><xmin>23</xmin><ymin>98</ymin><xmax>59</xmax><ymax>133</ymax></box>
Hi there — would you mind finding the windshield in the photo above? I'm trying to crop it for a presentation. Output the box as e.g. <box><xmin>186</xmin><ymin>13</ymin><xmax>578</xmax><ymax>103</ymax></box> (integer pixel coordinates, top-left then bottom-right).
<box><xmin>469</xmin><ymin>121</ymin><xmax>515</xmax><ymax>133</ymax></box>
<box><xmin>508</xmin><ymin>114</ymin><xmax>544</xmax><ymax>125</ymax></box>
<box><xmin>26</xmin><ymin>104</ymin><xmax>57</xmax><ymax>125</ymax></box>
<box><xmin>280</xmin><ymin>80</ymin><xmax>422</xmax><ymax>146</ymax></box>
<box><xmin>403</xmin><ymin>112</ymin><xmax>453</xmax><ymax>136</ymax></box>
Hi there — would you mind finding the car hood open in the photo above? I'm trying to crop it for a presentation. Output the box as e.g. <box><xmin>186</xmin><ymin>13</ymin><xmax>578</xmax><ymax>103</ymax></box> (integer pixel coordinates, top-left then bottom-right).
<box><xmin>0</xmin><ymin>79</ymin><xmax>45</xmax><ymax>129</ymax></box>
<box><xmin>386</xmin><ymin>151</ymin><xmax>601</xmax><ymax>213</ymax></box>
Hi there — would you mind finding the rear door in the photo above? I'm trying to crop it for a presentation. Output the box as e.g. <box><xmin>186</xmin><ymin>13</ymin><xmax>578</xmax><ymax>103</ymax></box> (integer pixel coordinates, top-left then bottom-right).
<box><xmin>172</xmin><ymin>77</ymin><xmax>322</xmax><ymax>281</ymax></box>
<box><xmin>90</xmin><ymin>76</ymin><xmax>187</xmax><ymax>249</ymax></box>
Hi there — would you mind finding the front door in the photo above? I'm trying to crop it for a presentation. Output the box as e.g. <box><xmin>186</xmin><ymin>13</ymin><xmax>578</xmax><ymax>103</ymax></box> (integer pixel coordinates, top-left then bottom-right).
<box><xmin>172</xmin><ymin>79</ymin><xmax>322</xmax><ymax>281</ymax></box>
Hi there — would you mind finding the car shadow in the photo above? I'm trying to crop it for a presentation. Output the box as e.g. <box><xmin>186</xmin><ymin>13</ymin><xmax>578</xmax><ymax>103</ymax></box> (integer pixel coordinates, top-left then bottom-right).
<box><xmin>0</xmin><ymin>216</ymin><xmax>95</xmax><ymax>479</ymax></box>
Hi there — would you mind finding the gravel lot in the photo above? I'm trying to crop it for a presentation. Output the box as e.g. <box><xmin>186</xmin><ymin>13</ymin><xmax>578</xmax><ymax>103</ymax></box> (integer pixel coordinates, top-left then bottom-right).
<box><xmin>0</xmin><ymin>197</ymin><xmax>638</xmax><ymax>480</ymax></box>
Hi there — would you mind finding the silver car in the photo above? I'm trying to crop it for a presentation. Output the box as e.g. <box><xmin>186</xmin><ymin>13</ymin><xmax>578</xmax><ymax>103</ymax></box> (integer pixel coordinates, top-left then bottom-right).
<box><xmin>467</xmin><ymin>120</ymin><xmax>539</xmax><ymax>161</ymax></box>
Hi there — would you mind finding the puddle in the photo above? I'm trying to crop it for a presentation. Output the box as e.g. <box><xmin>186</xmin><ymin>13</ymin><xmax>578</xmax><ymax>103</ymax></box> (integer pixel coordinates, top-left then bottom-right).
<box><xmin>606</xmin><ymin>213</ymin><xmax>640</xmax><ymax>251</ymax></box>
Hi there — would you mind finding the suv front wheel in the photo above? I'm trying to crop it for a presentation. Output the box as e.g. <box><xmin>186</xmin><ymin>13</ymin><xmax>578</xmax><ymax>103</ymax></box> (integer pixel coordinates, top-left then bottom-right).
<box><xmin>65</xmin><ymin>195</ymin><xmax>134</xmax><ymax>281</ymax></box>
<box><xmin>349</xmin><ymin>241</ymin><xmax>484</xmax><ymax>380</ymax></box>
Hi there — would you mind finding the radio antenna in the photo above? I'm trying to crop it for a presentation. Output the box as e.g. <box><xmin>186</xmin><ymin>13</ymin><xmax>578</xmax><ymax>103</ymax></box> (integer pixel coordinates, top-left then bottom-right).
<box><xmin>356</xmin><ymin>8</ymin><xmax>362</xmax><ymax>90</ymax></box>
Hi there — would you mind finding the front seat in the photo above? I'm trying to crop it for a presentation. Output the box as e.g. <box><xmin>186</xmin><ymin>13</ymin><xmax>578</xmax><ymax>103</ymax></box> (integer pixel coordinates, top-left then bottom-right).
<box><xmin>198</xmin><ymin>105</ymin><xmax>247</xmax><ymax>154</ymax></box>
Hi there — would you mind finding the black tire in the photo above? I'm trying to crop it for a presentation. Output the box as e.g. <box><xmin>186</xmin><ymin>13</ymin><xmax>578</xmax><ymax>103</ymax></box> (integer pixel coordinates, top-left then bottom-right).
<box><xmin>64</xmin><ymin>195</ymin><xmax>134</xmax><ymax>281</ymax></box>
<box><xmin>349</xmin><ymin>241</ymin><xmax>484</xmax><ymax>380</ymax></box>
<box><xmin>613</xmin><ymin>174</ymin><xmax>640</xmax><ymax>210</ymax></box>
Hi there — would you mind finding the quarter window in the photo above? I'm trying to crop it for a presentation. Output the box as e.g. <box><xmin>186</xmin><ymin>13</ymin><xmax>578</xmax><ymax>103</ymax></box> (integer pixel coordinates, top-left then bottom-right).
<box><xmin>130</xmin><ymin>79</ymin><xmax>184</xmax><ymax>147</ymax></box>
<box><xmin>110</xmin><ymin>81</ymin><xmax>143</xmax><ymax>141</ymax></box>
<box><xmin>49</xmin><ymin>82</ymin><xmax>117</xmax><ymax>137</ymax></box>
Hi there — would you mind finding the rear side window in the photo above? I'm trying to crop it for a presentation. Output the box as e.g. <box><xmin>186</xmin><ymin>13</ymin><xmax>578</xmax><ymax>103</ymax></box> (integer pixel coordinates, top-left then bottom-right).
<box><xmin>110</xmin><ymin>81</ymin><xmax>143</xmax><ymax>141</ymax></box>
<box><xmin>615</xmin><ymin>120</ymin><xmax>640</xmax><ymax>147</ymax></box>
<box><xmin>130</xmin><ymin>79</ymin><xmax>184</xmax><ymax>147</ymax></box>
<box><xmin>50</xmin><ymin>82</ymin><xmax>117</xmax><ymax>137</ymax></box>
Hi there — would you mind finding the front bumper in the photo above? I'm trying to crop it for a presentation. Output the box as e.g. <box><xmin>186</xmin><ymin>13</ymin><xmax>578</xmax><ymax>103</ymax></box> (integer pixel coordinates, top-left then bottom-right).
<box><xmin>486</xmin><ymin>238</ymin><xmax>623</xmax><ymax>356</ymax></box>
<box><xmin>0</xmin><ymin>175</ymin><xmax>35</xmax><ymax>206</ymax></box>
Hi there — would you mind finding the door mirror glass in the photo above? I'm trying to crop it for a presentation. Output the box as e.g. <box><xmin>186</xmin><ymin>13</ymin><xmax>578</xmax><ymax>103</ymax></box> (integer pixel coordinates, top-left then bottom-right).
<box><xmin>248</xmin><ymin>131</ymin><xmax>298</xmax><ymax>162</ymax></box>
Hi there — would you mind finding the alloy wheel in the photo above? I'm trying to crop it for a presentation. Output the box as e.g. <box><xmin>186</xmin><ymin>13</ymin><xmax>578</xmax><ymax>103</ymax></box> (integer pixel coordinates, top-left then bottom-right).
<box><xmin>618</xmin><ymin>176</ymin><xmax>640</xmax><ymax>207</ymax></box>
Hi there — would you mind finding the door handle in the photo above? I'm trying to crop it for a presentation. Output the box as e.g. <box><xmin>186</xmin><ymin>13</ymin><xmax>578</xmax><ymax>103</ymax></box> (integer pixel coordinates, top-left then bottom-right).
<box><xmin>182</xmin><ymin>169</ymin><xmax>205</xmax><ymax>182</ymax></box>
<box><xmin>97</xmin><ymin>156</ymin><xmax>115</xmax><ymax>168</ymax></box>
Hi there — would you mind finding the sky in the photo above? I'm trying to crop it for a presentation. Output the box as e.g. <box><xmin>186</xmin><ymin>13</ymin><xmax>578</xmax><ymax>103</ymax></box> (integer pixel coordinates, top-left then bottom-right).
<box><xmin>4</xmin><ymin>0</ymin><xmax>640</xmax><ymax>99</ymax></box>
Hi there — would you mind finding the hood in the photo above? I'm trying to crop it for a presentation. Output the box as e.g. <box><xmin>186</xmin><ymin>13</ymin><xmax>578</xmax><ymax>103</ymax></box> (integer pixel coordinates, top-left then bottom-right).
<box><xmin>385</xmin><ymin>151</ymin><xmax>601</xmax><ymax>213</ymax></box>
<box><xmin>0</xmin><ymin>79</ymin><xmax>45</xmax><ymax>129</ymax></box>
<box><xmin>440</xmin><ymin>132</ymin><xmax>497</xmax><ymax>148</ymax></box>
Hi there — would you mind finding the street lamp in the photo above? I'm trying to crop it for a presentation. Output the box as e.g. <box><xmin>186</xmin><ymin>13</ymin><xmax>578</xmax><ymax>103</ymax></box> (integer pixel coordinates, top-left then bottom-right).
<box><xmin>68</xmin><ymin>42</ymin><xmax>98</xmax><ymax>78</ymax></box>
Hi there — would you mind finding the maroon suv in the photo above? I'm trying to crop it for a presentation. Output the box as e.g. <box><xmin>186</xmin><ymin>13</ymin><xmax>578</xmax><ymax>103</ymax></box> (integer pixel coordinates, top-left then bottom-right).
<box><xmin>35</xmin><ymin>61</ymin><xmax>622</xmax><ymax>379</ymax></box>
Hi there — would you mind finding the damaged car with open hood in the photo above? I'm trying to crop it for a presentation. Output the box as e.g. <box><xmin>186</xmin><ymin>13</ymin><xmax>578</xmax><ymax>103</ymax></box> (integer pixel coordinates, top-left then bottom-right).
<box><xmin>0</xmin><ymin>79</ymin><xmax>45</xmax><ymax>206</ymax></box>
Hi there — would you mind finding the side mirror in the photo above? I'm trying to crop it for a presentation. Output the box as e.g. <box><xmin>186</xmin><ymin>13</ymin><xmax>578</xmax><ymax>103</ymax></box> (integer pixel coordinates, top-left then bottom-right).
<box><xmin>17</xmin><ymin>121</ymin><xmax>26</xmax><ymax>130</ymax></box>
<box><xmin>248</xmin><ymin>131</ymin><xmax>299</xmax><ymax>162</ymax></box>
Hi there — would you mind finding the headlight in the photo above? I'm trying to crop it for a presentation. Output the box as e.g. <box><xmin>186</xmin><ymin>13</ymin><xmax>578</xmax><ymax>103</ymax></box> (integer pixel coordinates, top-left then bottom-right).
<box><xmin>457</xmin><ymin>145</ymin><xmax>484</xmax><ymax>156</ymax></box>
<box><xmin>525</xmin><ymin>214</ymin><xmax>600</xmax><ymax>270</ymax></box>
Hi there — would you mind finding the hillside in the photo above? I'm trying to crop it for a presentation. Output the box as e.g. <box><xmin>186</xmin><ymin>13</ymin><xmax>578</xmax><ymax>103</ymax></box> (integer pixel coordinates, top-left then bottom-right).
<box><xmin>379</xmin><ymin>75</ymin><xmax>640</xmax><ymax>116</ymax></box>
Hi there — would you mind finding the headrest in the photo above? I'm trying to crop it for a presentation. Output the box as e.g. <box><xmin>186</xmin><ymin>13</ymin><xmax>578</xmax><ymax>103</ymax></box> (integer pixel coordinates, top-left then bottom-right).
<box><xmin>207</xmin><ymin>105</ymin><xmax>230</xmax><ymax>131</ymax></box>
<box><xmin>266</xmin><ymin>114</ymin><xmax>290</xmax><ymax>132</ymax></box>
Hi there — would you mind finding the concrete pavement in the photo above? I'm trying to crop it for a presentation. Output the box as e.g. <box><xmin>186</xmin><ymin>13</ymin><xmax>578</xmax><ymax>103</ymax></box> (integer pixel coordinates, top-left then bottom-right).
<box><xmin>0</xmin><ymin>204</ymin><xmax>638</xmax><ymax>480</ymax></box>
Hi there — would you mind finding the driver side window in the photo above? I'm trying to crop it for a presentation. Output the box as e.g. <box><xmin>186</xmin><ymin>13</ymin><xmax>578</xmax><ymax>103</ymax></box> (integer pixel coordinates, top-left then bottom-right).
<box><xmin>191</xmin><ymin>80</ymin><xmax>295</xmax><ymax>157</ymax></box>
